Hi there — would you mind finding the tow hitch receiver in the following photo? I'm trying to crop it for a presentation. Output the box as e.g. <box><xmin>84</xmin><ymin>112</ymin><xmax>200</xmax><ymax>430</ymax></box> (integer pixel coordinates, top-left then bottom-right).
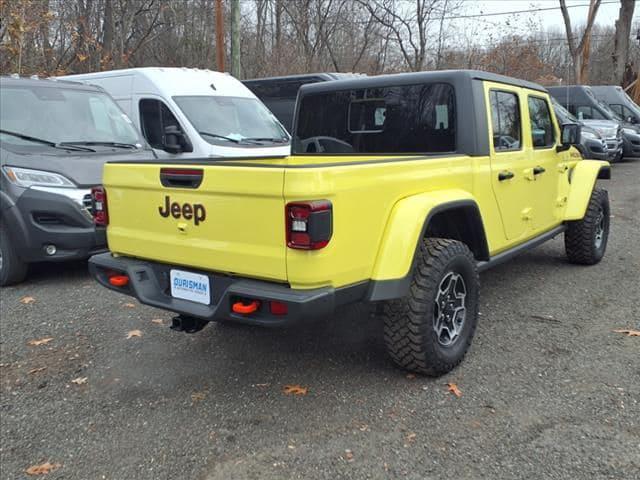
<box><xmin>170</xmin><ymin>315</ymin><xmax>209</xmax><ymax>334</ymax></box>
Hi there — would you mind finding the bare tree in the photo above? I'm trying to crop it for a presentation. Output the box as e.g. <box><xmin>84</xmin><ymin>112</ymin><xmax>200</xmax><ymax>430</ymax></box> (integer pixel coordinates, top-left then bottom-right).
<box><xmin>357</xmin><ymin>0</ymin><xmax>441</xmax><ymax>71</ymax></box>
<box><xmin>559</xmin><ymin>0</ymin><xmax>601</xmax><ymax>84</ymax></box>
<box><xmin>612</xmin><ymin>0</ymin><xmax>635</xmax><ymax>85</ymax></box>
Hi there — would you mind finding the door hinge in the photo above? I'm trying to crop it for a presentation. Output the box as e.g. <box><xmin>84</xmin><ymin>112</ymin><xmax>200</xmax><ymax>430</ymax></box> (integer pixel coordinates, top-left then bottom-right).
<box><xmin>521</xmin><ymin>207</ymin><xmax>533</xmax><ymax>221</ymax></box>
<box><xmin>556</xmin><ymin>196</ymin><xmax>568</xmax><ymax>207</ymax></box>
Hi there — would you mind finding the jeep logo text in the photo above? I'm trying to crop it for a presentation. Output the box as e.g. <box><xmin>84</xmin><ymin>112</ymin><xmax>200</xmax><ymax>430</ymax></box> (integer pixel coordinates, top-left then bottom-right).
<box><xmin>158</xmin><ymin>195</ymin><xmax>206</xmax><ymax>226</ymax></box>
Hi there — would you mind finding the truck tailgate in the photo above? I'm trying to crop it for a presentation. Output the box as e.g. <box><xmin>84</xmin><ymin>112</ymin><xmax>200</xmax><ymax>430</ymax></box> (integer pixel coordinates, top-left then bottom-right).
<box><xmin>103</xmin><ymin>163</ymin><xmax>287</xmax><ymax>282</ymax></box>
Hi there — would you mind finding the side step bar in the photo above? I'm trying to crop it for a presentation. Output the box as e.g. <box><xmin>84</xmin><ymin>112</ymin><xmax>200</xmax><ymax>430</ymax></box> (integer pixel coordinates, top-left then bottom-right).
<box><xmin>477</xmin><ymin>225</ymin><xmax>567</xmax><ymax>272</ymax></box>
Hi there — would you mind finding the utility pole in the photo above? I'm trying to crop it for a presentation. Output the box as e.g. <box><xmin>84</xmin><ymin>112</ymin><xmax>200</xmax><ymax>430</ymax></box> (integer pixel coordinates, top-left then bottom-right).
<box><xmin>231</xmin><ymin>0</ymin><xmax>241</xmax><ymax>78</ymax></box>
<box><xmin>215</xmin><ymin>0</ymin><xmax>225</xmax><ymax>72</ymax></box>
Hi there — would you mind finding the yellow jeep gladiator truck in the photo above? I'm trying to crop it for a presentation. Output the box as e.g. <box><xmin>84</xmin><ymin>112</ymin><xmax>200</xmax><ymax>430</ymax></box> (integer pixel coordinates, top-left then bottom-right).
<box><xmin>89</xmin><ymin>70</ymin><xmax>611</xmax><ymax>376</ymax></box>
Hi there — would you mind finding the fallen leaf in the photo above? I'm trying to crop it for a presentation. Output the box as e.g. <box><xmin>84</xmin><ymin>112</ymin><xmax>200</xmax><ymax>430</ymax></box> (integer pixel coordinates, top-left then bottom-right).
<box><xmin>151</xmin><ymin>318</ymin><xmax>164</xmax><ymax>325</ymax></box>
<box><xmin>71</xmin><ymin>377</ymin><xmax>87</xmax><ymax>385</ymax></box>
<box><xmin>20</xmin><ymin>296</ymin><xmax>36</xmax><ymax>304</ymax></box>
<box><xmin>25</xmin><ymin>462</ymin><xmax>61</xmax><ymax>475</ymax></box>
<box><xmin>613</xmin><ymin>329</ymin><xmax>640</xmax><ymax>337</ymax></box>
<box><xmin>28</xmin><ymin>367</ymin><xmax>47</xmax><ymax>375</ymax></box>
<box><xmin>123</xmin><ymin>302</ymin><xmax>136</xmax><ymax>308</ymax></box>
<box><xmin>405</xmin><ymin>373</ymin><xmax>416</xmax><ymax>380</ymax></box>
<box><xmin>283</xmin><ymin>384</ymin><xmax>308</xmax><ymax>396</ymax></box>
<box><xmin>27</xmin><ymin>337</ymin><xmax>53</xmax><ymax>346</ymax></box>
<box><xmin>344</xmin><ymin>449</ymin><xmax>354</xmax><ymax>461</ymax></box>
<box><xmin>126</xmin><ymin>330</ymin><xmax>142</xmax><ymax>339</ymax></box>
<box><xmin>446</xmin><ymin>382</ymin><xmax>462</xmax><ymax>398</ymax></box>
<box><xmin>405</xmin><ymin>432</ymin><xmax>417</xmax><ymax>443</ymax></box>
<box><xmin>191</xmin><ymin>391</ymin><xmax>206</xmax><ymax>402</ymax></box>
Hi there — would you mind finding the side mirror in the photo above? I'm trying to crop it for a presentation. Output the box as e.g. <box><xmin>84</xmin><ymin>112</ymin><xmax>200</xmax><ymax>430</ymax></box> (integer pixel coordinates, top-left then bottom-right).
<box><xmin>627</xmin><ymin>116</ymin><xmax>637</xmax><ymax>124</ymax></box>
<box><xmin>163</xmin><ymin>125</ymin><xmax>185</xmax><ymax>154</ymax></box>
<box><xmin>557</xmin><ymin>123</ymin><xmax>581</xmax><ymax>152</ymax></box>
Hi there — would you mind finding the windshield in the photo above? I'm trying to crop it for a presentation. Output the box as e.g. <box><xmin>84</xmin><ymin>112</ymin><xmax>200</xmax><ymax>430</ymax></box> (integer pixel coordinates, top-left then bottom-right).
<box><xmin>0</xmin><ymin>85</ymin><xmax>141</xmax><ymax>147</ymax></box>
<box><xmin>173</xmin><ymin>95</ymin><xmax>289</xmax><ymax>146</ymax></box>
<box><xmin>551</xmin><ymin>99</ymin><xmax>578</xmax><ymax>124</ymax></box>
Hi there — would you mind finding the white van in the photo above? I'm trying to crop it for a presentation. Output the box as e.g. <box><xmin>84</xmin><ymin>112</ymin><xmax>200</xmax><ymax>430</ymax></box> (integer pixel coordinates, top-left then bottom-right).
<box><xmin>61</xmin><ymin>68</ymin><xmax>290</xmax><ymax>159</ymax></box>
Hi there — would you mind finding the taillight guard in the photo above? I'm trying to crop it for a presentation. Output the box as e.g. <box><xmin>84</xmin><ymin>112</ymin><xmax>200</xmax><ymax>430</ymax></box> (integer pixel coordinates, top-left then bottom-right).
<box><xmin>286</xmin><ymin>200</ymin><xmax>332</xmax><ymax>250</ymax></box>
<box><xmin>91</xmin><ymin>186</ymin><xmax>109</xmax><ymax>226</ymax></box>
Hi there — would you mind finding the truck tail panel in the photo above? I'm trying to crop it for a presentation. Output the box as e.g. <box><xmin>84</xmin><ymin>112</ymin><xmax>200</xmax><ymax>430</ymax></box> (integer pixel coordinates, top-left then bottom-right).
<box><xmin>103</xmin><ymin>163</ymin><xmax>287</xmax><ymax>282</ymax></box>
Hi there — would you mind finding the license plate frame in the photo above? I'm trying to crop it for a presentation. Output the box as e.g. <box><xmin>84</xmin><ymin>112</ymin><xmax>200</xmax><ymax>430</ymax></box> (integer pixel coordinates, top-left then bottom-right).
<box><xmin>170</xmin><ymin>269</ymin><xmax>211</xmax><ymax>305</ymax></box>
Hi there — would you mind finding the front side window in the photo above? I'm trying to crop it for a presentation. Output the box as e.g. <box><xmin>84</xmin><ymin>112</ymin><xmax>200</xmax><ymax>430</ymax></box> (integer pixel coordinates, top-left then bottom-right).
<box><xmin>139</xmin><ymin>99</ymin><xmax>183</xmax><ymax>149</ymax></box>
<box><xmin>575</xmin><ymin>105</ymin><xmax>606</xmax><ymax>121</ymax></box>
<box><xmin>0</xmin><ymin>85</ymin><xmax>141</xmax><ymax>148</ymax></box>
<box><xmin>173</xmin><ymin>96</ymin><xmax>289</xmax><ymax>147</ymax></box>
<box><xmin>528</xmin><ymin>96</ymin><xmax>555</xmax><ymax>148</ymax></box>
<box><xmin>490</xmin><ymin>90</ymin><xmax>521</xmax><ymax>151</ymax></box>
<box><xmin>609</xmin><ymin>104</ymin><xmax>624</xmax><ymax>117</ymax></box>
<box><xmin>294</xmin><ymin>83</ymin><xmax>456</xmax><ymax>155</ymax></box>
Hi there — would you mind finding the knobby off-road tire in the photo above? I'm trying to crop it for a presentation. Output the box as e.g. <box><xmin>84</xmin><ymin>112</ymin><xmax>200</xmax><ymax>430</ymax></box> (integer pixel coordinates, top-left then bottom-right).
<box><xmin>565</xmin><ymin>188</ymin><xmax>610</xmax><ymax>265</ymax></box>
<box><xmin>380</xmin><ymin>238</ymin><xmax>479</xmax><ymax>376</ymax></box>
<box><xmin>0</xmin><ymin>227</ymin><xmax>28</xmax><ymax>286</ymax></box>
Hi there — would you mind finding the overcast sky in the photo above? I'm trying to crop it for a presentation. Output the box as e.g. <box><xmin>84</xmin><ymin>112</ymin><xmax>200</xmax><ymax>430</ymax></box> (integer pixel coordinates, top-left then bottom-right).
<box><xmin>465</xmin><ymin>0</ymin><xmax>635</xmax><ymax>32</ymax></box>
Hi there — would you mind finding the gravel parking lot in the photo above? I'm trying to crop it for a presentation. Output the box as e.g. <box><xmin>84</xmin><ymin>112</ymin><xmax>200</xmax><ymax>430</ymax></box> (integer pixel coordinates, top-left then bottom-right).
<box><xmin>1</xmin><ymin>161</ymin><xmax>639</xmax><ymax>480</ymax></box>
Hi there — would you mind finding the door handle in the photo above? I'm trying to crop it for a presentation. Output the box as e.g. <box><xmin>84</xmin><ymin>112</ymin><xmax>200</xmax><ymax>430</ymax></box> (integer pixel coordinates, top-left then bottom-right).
<box><xmin>533</xmin><ymin>166</ymin><xmax>546</xmax><ymax>175</ymax></box>
<box><xmin>498</xmin><ymin>171</ymin><xmax>515</xmax><ymax>181</ymax></box>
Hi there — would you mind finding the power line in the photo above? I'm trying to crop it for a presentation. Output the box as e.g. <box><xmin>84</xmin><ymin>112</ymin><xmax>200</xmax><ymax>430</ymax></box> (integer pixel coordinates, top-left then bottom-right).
<box><xmin>439</xmin><ymin>0</ymin><xmax>619</xmax><ymax>21</ymax></box>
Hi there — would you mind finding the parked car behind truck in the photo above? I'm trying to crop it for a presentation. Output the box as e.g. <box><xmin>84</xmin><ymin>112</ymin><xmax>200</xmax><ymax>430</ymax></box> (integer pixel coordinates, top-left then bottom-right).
<box><xmin>0</xmin><ymin>76</ymin><xmax>155</xmax><ymax>285</ymax></box>
<box><xmin>591</xmin><ymin>85</ymin><xmax>640</xmax><ymax>124</ymax></box>
<box><xmin>89</xmin><ymin>70</ymin><xmax>610</xmax><ymax>376</ymax></box>
<box><xmin>548</xmin><ymin>85</ymin><xmax>639</xmax><ymax>159</ymax></box>
<box><xmin>62</xmin><ymin>68</ymin><xmax>290</xmax><ymax>159</ymax></box>
<box><xmin>551</xmin><ymin>97</ymin><xmax>616</xmax><ymax>162</ymax></box>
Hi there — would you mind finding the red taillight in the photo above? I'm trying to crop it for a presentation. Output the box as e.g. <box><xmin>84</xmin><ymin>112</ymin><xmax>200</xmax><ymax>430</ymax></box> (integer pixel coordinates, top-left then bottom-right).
<box><xmin>286</xmin><ymin>200</ymin><xmax>332</xmax><ymax>250</ymax></box>
<box><xmin>269</xmin><ymin>301</ymin><xmax>288</xmax><ymax>315</ymax></box>
<box><xmin>91</xmin><ymin>186</ymin><xmax>108</xmax><ymax>226</ymax></box>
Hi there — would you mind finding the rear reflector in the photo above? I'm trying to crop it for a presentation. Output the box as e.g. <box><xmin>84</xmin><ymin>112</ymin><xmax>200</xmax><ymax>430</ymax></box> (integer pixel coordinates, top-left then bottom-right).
<box><xmin>108</xmin><ymin>275</ymin><xmax>129</xmax><ymax>287</ymax></box>
<box><xmin>286</xmin><ymin>200</ymin><xmax>332</xmax><ymax>250</ymax></box>
<box><xmin>232</xmin><ymin>300</ymin><xmax>260</xmax><ymax>314</ymax></box>
<box><xmin>269</xmin><ymin>301</ymin><xmax>288</xmax><ymax>315</ymax></box>
<box><xmin>91</xmin><ymin>186</ymin><xmax>108</xmax><ymax>226</ymax></box>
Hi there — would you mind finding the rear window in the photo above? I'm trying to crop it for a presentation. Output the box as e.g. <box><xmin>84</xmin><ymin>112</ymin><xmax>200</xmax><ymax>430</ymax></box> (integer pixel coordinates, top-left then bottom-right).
<box><xmin>294</xmin><ymin>83</ymin><xmax>455</xmax><ymax>155</ymax></box>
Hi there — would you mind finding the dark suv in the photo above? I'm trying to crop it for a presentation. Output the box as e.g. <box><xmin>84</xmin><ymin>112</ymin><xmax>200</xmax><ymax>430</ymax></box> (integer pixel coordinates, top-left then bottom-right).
<box><xmin>0</xmin><ymin>76</ymin><xmax>155</xmax><ymax>285</ymax></box>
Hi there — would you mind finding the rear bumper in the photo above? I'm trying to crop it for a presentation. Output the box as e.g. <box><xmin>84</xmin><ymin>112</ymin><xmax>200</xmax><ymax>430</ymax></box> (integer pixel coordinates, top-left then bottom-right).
<box><xmin>89</xmin><ymin>253</ymin><xmax>367</xmax><ymax>326</ymax></box>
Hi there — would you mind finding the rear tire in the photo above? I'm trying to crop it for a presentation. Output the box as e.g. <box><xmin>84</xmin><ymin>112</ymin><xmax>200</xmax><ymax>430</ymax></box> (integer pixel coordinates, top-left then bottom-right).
<box><xmin>379</xmin><ymin>238</ymin><xmax>479</xmax><ymax>376</ymax></box>
<box><xmin>565</xmin><ymin>188</ymin><xmax>609</xmax><ymax>265</ymax></box>
<box><xmin>0</xmin><ymin>227</ymin><xmax>28</xmax><ymax>286</ymax></box>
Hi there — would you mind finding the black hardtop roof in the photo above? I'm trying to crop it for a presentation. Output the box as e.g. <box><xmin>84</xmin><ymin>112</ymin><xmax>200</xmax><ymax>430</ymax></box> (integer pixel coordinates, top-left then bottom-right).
<box><xmin>298</xmin><ymin>69</ymin><xmax>547</xmax><ymax>97</ymax></box>
<box><xmin>0</xmin><ymin>75</ymin><xmax>104</xmax><ymax>92</ymax></box>
<box><xmin>243</xmin><ymin>72</ymin><xmax>362</xmax><ymax>85</ymax></box>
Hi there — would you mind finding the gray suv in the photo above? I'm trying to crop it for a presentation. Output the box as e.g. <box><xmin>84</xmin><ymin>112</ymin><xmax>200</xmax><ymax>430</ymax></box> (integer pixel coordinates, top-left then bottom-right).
<box><xmin>0</xmin><ymin>76</ymin><xmax>155</xmax><ymax>285</ymax></box>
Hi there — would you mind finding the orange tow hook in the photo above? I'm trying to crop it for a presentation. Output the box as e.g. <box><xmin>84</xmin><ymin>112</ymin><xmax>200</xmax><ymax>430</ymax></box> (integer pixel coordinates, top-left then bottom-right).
<box><xmin>232</xmin><ymin>300</ymin><xmax>260</xmax><ymax>314</ymax></box>
<box><xmin>108</xmin><ymin>275</ymin><xmax>129</xmax><ymax>287</ymax></box>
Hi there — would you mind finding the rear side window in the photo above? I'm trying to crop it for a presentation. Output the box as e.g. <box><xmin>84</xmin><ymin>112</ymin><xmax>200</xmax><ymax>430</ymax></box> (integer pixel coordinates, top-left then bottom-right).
<box><xmin>294</xmin><ymin>83</ymin><xmax>455</xmax><ymax>154</ymax></box>
<box><xmin>139</xmin><ymin>99</ymin><xmax>183</xmax><ymax>149</ymax></box>
<box><xmin>490</xmin><ymin>90</ymin><xmax>521</xmax><ymax>151</ymax></box>
<box><xmin>528</xmin><ymin>96</ymin><xmax>555</xmax><ymax>148</ymax></box>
